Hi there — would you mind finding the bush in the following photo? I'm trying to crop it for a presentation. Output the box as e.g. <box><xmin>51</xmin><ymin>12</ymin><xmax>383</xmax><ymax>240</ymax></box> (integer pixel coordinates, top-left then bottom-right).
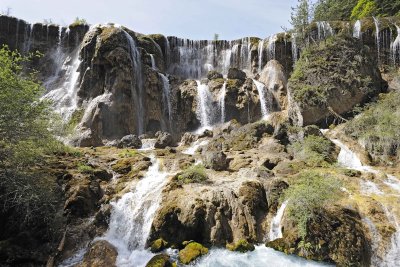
<box><xmin>77</xmin><ymin>163</ymin><xmax>94</xmax><ymax>174</ymax></box>
<box><xmin>283</xmin><ymin>171</ymin><xmax>342</xmax><ymax>238</ymax></box>
<box><xmin>175</xmin><ymin>164</ymin><xmax>208</xmax><ymax>184</ymax></box>
<box><xmin>289</xmin><ymin>135</ymin><xmax>335</xmax><ymax>167</ymax></box>
<box><xmin>70</xmin><ymin>17</ymin><xmax>87</xmax><ymax>27</ymax></box>
<box><xmin>345</xmin><ymin>91</ymin><xmax>400</xmax><ymax>163</ymax></box>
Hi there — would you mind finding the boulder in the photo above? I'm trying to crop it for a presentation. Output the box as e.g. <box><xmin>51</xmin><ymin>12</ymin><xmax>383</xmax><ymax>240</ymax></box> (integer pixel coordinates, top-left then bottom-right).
<box><xmin>150</xmin><ymin>238</ymin><xmax>169</xmax><ymax>253</ymax></box>
<box><xmin>180</xmin><ymin>132</ymin><xmax>198</xmax><ymax>146</ymax></box>
<box><xmin>228</xmin><ymin>68</ymin><xmax>246</xmax><ymax>80</ymax></box>
<box><xmin>154</xmin><ymin>132</ymin><xmax>173</xmax><ymax>148</ymax></box>
<box><xmin>207</xmin><ymin>70</ymin><xmax>223</xmax><ymax>80</ymax></box>
<box><xmin>259</xmin><ymin>60</ymin><xmax>287</xmax><ymax>109</ymax></box>
<box><xmin>178</xmin><ymin>242</ymin><xmax>208</xmax><ymax>264</ymax></box>
<box><xmin>145</xmin><ymin>254</ymin><xmax>174</xmax><ymax>267</ymax></box>
<box><xmin>78</xmin><ymin>240</ymin><xmax>117</xmax><ymax>267</ymax></box>
<box><xmin>204</xmin><ymin>151</ymin><xmax>229</xmax><ymax>171</ymax></box>
<box><xmin>226</xmin><ymin>239</ymin><xmax>255</xmax><ymax>253</ymax></box>
<box><xmin>288</xmin><ymin>34</ymin><xmax>387</xmax><ymax>127</ymax></box>
<box><xmin>118</xmin><ymin>135</ymin><xmax>142</xmax><ymax>149</ymax></box>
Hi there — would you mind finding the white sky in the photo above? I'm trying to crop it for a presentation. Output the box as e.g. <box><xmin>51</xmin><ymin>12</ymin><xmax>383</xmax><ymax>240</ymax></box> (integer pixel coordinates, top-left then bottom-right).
<box><xmin>1</xmin><ymin>0</ymin><xmax>298</xmax><ymax>40</ymax></box>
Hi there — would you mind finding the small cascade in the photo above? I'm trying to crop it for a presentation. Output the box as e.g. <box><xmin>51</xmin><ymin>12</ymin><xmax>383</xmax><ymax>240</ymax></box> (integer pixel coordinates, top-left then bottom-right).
<box><xmin>195</xmin><ymin>80</ymin><xmax>214</xmax><ymax>130</ymax></box>
<box><xmin>269</xmin><ymin>200</ymin><xmax>288</xmax><ymax>241</ymax></box>
<box><xmin>139</xmin><ymin>139</ymin><xmax>157</xmax><ymax>151</ymax></box>
<box><xmin>353</xmin><ymin>20</ymin><xmax>362</xmax><ymax>39</ymax></box>
<box><xmin>291</xmin><ymin>33</ymin><xmax>298</xmax><ymax>64</ymax></box>
<box><xmin>159</xmin><ymin>73</ymin><xmax>172</xmax><ymax>130</ymax></box>
<box><xmin>219</xmin><ymin>81</ymin><xmax>227</xmax><ymax>124</ymax></box>
<box><xmin>43</xmin><ymin>26</ymin><xmax>65</xmax><ymax>90</ymax></box>
<box><xmin>150</xmin><ymin>54</ymin><xmax>156</xmax><ymax>70</ymax></box>
<box><xmin>182</xmin><ymin>140</ymin><xmax>209</xmax><ymax>155</ymax></box>
<box><xmin>43</xmin><ymin>50</ymin><xmax>82</xmax><ymax>121</ymax></box>
<box><xmin>267</xmin><ymin>35</ymin><xmax>277</xmax><ymax>61</ymax></box>
<box><xmin>316</xmin><ymin>21</ymin><xmax>333</xmax><ymax>40</ymax></box>
<box><xmin>123</xmin><ymin>30</ymin><xmax>145</xmax><ymax>135</ymax></box>
<box><xmin>373</xmin><ymin>17</ymin><xmax>381</xmax><ymax>62</ymax></box>
<box><xmin>258</xmin><ymin>39</ymin><xmax>265</xmax><ymax>73</ymax></box>
<box><xmin>102</xmin><ymin>156</ymin><xmax>169</xmax><ymax>266</ymax></box>
<box><xmin>391</xmin><ymin>25</ymin><xmax>400</xmax><ymax>65</ymax></box>
<box><xmin>23</xmin><ymin>23</ymin><xmax>34</xmax><ymax>53</ymax></box>
<box><xmin>15</xmin><ymin>19</ymin><xmax>20</xmax><ymax>48</ymax></box>
<box><xmin>252</xmin><ymin>79</ymin><xmax>270</xmax><ymax>119</ymax></box>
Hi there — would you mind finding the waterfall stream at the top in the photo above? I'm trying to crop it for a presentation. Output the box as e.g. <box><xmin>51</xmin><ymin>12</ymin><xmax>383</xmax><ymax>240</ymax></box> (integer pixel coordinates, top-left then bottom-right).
<box><xmin>124</xmin><ymin>31</ymin><xmax>145</xmax><ymax>135</ymax></box>
<box><xmin>101</xmin><ymin>156</ymin><xmax>169</xmax><ymax>267</ymax></box>
<box><xmin>252</xmin><ymin>79</ymin><xmax>270</xmax><ymax>119</ymax></box>
<box><xmin>391</xmin><ymin>25</ymin><xmax>400</xmax><ymax>65</ymax></box>
<box><xmin>353</xmin><ymin>20</ymin><xmax>362</xmax><ymax>39</ymax></box>
<box><xmin>195</xmin><ymin>80</ymin><xmax>214</xmax><ymax>131</ymax></box>
<box><xmin>219</xmin><ymin>81</ymin><xmax>227</xmax><ymax>124</ymax></box>
<box><xmin>373</xmin><ymin>17</ymin><xmax>381</xmax><ymax>62</ymax></box>
<box><xmin>159</xmin><ymin>73</ymin><xmax>172</xmax><ymax>131</ymax></box>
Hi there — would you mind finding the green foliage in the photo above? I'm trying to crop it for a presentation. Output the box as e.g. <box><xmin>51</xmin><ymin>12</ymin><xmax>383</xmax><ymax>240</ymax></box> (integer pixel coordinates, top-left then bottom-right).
<box><xmin>345</xmin><ymin>91</ymin><xmax>400</xmax><ymax>163</ymax></box>
<box><xmin>0</xmin><ymin>46</ymin><xmax>63</xmax><ymax>235</ymax></box>
<box><xmin>70</xmin><ymin>17</ymin><xmax>87</xmax><ymax>27</ymax></box>
<box><xmin>175</xmin><ymin>164</ymin><xmax>208</xmax><ymax>184</ymax></box>
<box><xmin>118</xmin><ymin>149</ymin><xmax>138</xmax><ymax>158</ymax></box>
<box><xmin>289</xmin><ymin>34</ymin><xmax>374</xmax><ymax>108</ymax></box>
<box><xmin>290</xmin><ymin>0</ymin><xmax>314</xmax><ymax>39</ymax></box>
<box><xmin>66</xmin><ymin>108</ymin><xmax>84</xmax><ymax>133</ymax></box>
<box><xmin>283</xmin><ymin>171</ymin><xmax>342</xmax><ymax>238</ymax></box>
<box><xmin>77</xmin><ymin>163</ymin><xmax>94</xmax><ymax>174</ymax></box>
<box><xmin>351</xmin><ymin>0</ymin><xmax>378</xmax><ymax>19</ymax></box>
<box><xmin>314</xmin><ymin>0</ymin><xmax>358</xmax><ymax>21</ymax></box>
<box><xmin>289</xmin><ymin>135</ymin><xmax>335</xmax><ymax>167</ymax></box>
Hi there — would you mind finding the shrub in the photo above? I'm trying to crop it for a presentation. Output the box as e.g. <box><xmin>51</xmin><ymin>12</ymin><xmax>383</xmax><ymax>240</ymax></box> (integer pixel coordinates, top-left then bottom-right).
<box><xmin>175</xmin><ymin>164</ymin><xmax>208</xmax><ymax>184</ymax></box>
<box><xmin>283</xmin><ymin>171</ymin><xmax>342</xmax><ymax>238</ymax></box>
<box><xmin>289</xmin><ymin>135</ymin><xmax>335</xmax><ymax>167</ymax></box>
<box><xmin>77</xmin><ymin>163</ymin><xmax>94</xmax><ymax>174</ymax></box>
<box><xmin>70</xmin><ymin>17</ymin><xmax>87</xmax><ymax>27</ymax></box>
<box><xmin>351</xmin><ymin>0</ymin><xmax>377</xmax><ymax>19</ymax></box>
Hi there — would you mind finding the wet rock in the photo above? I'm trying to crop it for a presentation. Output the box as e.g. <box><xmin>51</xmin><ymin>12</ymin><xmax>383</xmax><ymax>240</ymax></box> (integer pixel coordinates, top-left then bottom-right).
<box><xmin>204</xmin><ymin>151</ymin><xmax>229</xmax><ymax>171</ymax></box>
<box><xmin>180</xmin><ymin>132</ymin><xmax>198</xmax><ymax>146</ymax></box>
<box><xmin>226</xmin><ymin>239</ymin><xmax>255</xmax><ymax>253</ymax></box>
<box><xmin>178</xmin><ymin>242</ymin><xmax>208</xmax><ymax>264</ymax></box>
<box><xmin>118</xmin><ymin>135</ymin><xmax>142</xmax><ymax>149</ymax></box>
<box><xmin>228</xmin><ymin>68</ymin><xmax>246</xmax><ymax>80</ymax></box>
<box><xmin>207</xmin><ymin>70</ymin><xmax>223</xmax><ymax>80</ymax></box>
<box><xmin>145</xmin><ymin>254</ymin><xmax>174</xmax><ymax>267</ymax></box>
<box><xmin>155</xmin><ymin>132</ymin><xmax>173</xmax><ymax>148</ymax></box>
<box><xmin>259</xmin><ymin>60</ymin><xmax>287</xmax><ymax>110</ymax></box>
<box><xmin>78</xmin><ymin>240</ymin><xmax>117</xmax><ymax>267</ymax></box>
<box><xmin>150</xmin><ymin>238</ymin><xmax>169</xmax><ymax>253</ymax></box>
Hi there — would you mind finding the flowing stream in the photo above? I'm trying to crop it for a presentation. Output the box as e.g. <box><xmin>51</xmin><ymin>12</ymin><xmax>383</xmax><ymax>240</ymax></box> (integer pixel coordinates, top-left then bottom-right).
<box><xmin>269</xmin><ymin>200</ymin><xmax>288</xmax><ymax>241</ymax></box>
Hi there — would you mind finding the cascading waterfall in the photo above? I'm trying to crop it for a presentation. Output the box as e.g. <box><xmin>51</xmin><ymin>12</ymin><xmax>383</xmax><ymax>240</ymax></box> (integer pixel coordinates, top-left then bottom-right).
<box><xmin>219</xmin><ymin>81</ymin><xmax>227</xmax><ymax>123</ymax></box>
<box><xmin>252</xmin><ymin>79</ymin><xmax>270</xmax><ymax>119</ymax></box>
<box><xmin>269</xmin><ymin>200</ymin><xmax>288</xmax><ymax>241</ymax></box>
<box><xmin>195</xmin><ymin>80</ymin><xmax>214</xmax><ymax>130</ymax></box>
<box><xmin>328</xmin><ymin>137</ymin><xmax>400</xmax><ymax>266</ymax></box>
<box><xmin>391</xmin><ymin>25</ymin><xmax>400</xmax><ymax>65</ymax></box>
<box><xmin>159</xmin><ymin>73</ymin><xmax>172</xmax><ymax>130</ymax></box>
<box><xmin>267</xmin><ymin>35</ymin><xmax>277</xmax><ymax>61</ymax></box>
<box><xmin>150</xmin><ymin>54</ymin><xmax>156</xmax><ymax>70</ymax></box>
<box><xmin>291</xmin><ymin>33</ymin><xmax>298</xmax><ymax>64</ymax></box>
<box><xmin>23</xmin><ymin>23</ymin><xmax>34</xmax><ymax>53</ymax></box>
<box><xmin>43</xmin><ymin>50</ymin><xmax>82</xmax><ymax>121</ymax></box>
<box><xmin>101</xmin><ymin>156</ymin><xmax>169</xmax><ymax>267</ymax></box>
<box><xmin>258</xmin><ymin>39</ymin><xmax>265</xmax><ymax>73</ymax></box>
<box><xmin>353</xmin><ymin>20</ymin><xmax>362</xmax><ymax>39</ymax></box>
<box><xmin>373</xmin><ymin>17</ymin><xmax>381</xmax><ymax>62</ymax></box>
<box><xmin>43</xmin><ymin>26</ymin><xmax>65</xmax><ymax>90</ymax></box>
<box><xmin>316</xmin><ymin>21</ymin><xmax>333</xmax><ymax>40</ymax></box>
<box><xmin>123</xmin><ymin>30</ymin><xmax>145</xmax><ymax>135</ymax></box>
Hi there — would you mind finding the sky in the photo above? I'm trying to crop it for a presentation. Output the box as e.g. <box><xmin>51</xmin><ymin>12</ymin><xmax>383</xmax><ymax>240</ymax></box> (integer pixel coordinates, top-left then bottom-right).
<box><xmin>1</xmin><ymin>0</ymin><xmax>298</xmax><ymax>40</ymax></box>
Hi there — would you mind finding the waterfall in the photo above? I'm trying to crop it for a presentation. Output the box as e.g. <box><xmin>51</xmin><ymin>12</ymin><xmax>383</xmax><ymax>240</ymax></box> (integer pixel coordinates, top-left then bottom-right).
<box><xmin>267</xmin><ymin>35</ymin><xmax>277</xmax><ymax>61</ymax></box>
<box><xmin>353</xmin><ymin>20</ymin><xmax>362</xmax><ymax>39</ymax></box>
<box><xmin>150</xmin><ymin>54</ymin><xmax>156</xmax><ymax>70</ymax></box>
<box><xmin>219</xmin><ymin>81</ymin><xmax>227</xmax><ymax>124</ymax></box>
<box><xmin>23</xmin><ymin>23</ymin><xmax>34</xmax><ymax>53</ymax></box>
<box><xmin>291</xmin><ymin>33</ymin><xmax>298</xmax><ymax>64</ymax></box>
<box><xmin>182</xmin><ymin>140</ymin><xmax>209</xmax><ymax>155</ymax></box>
<box><xmin>42</xmin><ymin>50</ymin><xmax>82</xmax><ymax>121</ymax></box>
<box><xmin>195</xmin><ymin>80</ymin><xmax>214</xmax><ymax>130</ymax></box>
<box><xmin>391</xmin><ymin>25</ymin><xmax>400</xmax><ymax>65</ymax></box>
<box><xmin>123</xmin><ymin>30</ymin><xmax>145</xmax><ymax>135</ymax></box>
<box><xmin>252</xmin><ymin>79</ymin><xmax>270</xmax><ymax>119</ymax></box>
<box><xmin>159</xmin><ymin>73</ymin><xmax>172</xmax><ymax>130</ymax></box>
<box><xmin>269</xmin><ymin>200</ymin><xmax>288</xmax><ymax>241</ymax></box>
<box><xmin>102</xmin><ymin>156</ymin><xmax>169</xmax><ymax>266</ymax></box>
<box><xmin>258</xmin><ymin>39</ymin><xmax>265</xmax><ymax>73</ymax></box>
<box><xmin>373</xmin><ymin>17</ymin><xmax>381</xmax><ymax>62</ymax></box>
<box><xmin>316</xmin><ymin>21</ymin><xmax>333</xmax><ymax>40</ymax></box>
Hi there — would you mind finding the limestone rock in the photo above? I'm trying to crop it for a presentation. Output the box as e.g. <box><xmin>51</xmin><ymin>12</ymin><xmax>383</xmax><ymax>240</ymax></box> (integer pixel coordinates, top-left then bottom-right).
<box><xmin>155</xmin><ymin>132</ymin><xmax>173</xmax><ymax>148</ymax></box>
<box><xmin>178</xmin><ymin>242</ymin><xmax>208</xmax><ymax>264</ymax></box>
<box><xmin>207</xmin><ymin>70</ymin><xmax>223</xmax><ymax>80</ymax></box>
<box><xmin>145</xmin><ymin>254</ymin><xmax>174</xmax><ymax>267</ymax></box>
<box><xmin>228</xmin><ymin>68</ymin><xmax>246</xmax><ymax>80</ymax></box>
<box><xmin>226</xmin><ymin>239</ymin><xmax>255</xmax><ymax>253</ymax></box>
<box><xmin>78</xmin><ymin>240</ymin><xmax>117</xmax><ymax>267</ymax></box>
<box><xmin>118</xmin><ymin>134</ymin><xmax>142</xmax><ymax>149</ymax></box>
<box><xmin>259</xmin><ymin>60</ymin><xmax>287</xmax><ymax>110</ymax></box>
<box><xmin>204</xmin><ymin>151</ymin><xmax>229</xmax><ymax>171</ymax></box>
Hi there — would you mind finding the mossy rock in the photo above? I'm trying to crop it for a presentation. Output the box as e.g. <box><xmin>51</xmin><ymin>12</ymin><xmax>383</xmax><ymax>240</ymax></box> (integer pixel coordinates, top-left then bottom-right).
<box><xmin>150</xmin><ymin>238</ymin><xmax>169</xmax><ymax>253</ymax></box>
<box><xmin>145</xmin><ymin>254</ymin><xmax>174</xmax><ymax>267</ymax></box>
<box><xmin>226</xmin><ymin>239</ymin><xmax>255</xmax><ymax>253</ymax></box>
<box><xmin>174</xmin><ymin>164</ymin><xmax>208</xmax><ymax>184</ymax></box>
<box><xmin>178</xmin><ymin>242</ymin><xmax>209</xmax><ymax>264</ymax></box>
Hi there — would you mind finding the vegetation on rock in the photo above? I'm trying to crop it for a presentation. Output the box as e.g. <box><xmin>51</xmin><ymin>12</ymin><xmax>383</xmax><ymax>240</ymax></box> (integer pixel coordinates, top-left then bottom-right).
<box><xmin>226</xmin><ymin>239</ymin><xmax>255</xmax><ymax>253</ymax></box>
<box><xmin>174</xmin><ymin>164</ymin><xmax>208</xmax><ymax>184</ymax></box>
<box><xmin>178</xmin><ymin>242</ymin><xmax>208</xmax><ymax>264</ymax></box>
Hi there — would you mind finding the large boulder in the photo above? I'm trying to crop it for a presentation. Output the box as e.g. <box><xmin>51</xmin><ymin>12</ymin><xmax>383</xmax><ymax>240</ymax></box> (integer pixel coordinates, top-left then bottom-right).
<box><xmin>78</xmin><ymin>240</ymin><xmax>117</xmax><ymax>267</ymax></box>
<box><xmin>178</xmin><ymin>242</ymin><xmax>208</xmax><ymax>264</ymax></box>
<box><xmin>118</xmin><ymin>134</ymin><xmax>142</xmax><ymax>149</ymax></box>
<box><xmin>145</xmin><ymin>254</ymin><xmax>174</xmax><ymax>267</ymax></box>
<box><xmin>288</xmin><ymin>34</ymin><xmax>387</xmax><ymax>127</ymax></box>
<box><xmin>204</xmin><ymin>151</ymin><xmax>229</xmax><ymax>171</ymax></box>
<box><xmin>227</xmin><ymin>68</ymin><xmax>246</xmax><ymax>80</ymax></box>
<box><xmin>259</xmin><ymin>60</ymin><xmax>287</xmax><ymax>110</ymax></box>
<box><xmin>154</xmin><ymin>132</ymin><xmax>173</xmax><ymax>148</ymax></box>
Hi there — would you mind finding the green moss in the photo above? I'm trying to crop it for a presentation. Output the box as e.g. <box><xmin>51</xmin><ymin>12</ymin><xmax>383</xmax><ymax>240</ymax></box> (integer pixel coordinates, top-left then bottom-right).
<box><xmin>69</xmin><ymin>17</ymin><xmax>88</xmax><ymax>27</ymax></box>
<box><xmin>145</xmin><ymin>254</ymin><xmax>173</xmax><ymax>267</ymax></box>
<box><xmin>288</xmin><ymin>135</ymin><xmax>336</xmax><ymax>167</ymax></box>
<box><xmin>226</xmin><ymin>239</ymin><xmax>255</xmax><ymax>253</ymax></box>
<box><xmin>174</xmin><ymin>164</ymin><xmax>208</xmax><ymax>184</ymax></box>
<box><xmin>118</xmin><ymin>149</ymin><xmax>138</xmax><ymax>158</ymax></box>
<box><xmin>77</xmin><ymin>163</ymin><xmax>94</xmax><ymax>174</ymax></box>
<box><xmin>178</xmin><ymin>242</ymin><xmax>208</xmax><ymax>264</ymax></box>
<box><xmin>226</xmin><ymin>79</ymin><xmax>244</xmax><ymax>91</ymax></box>
<box><xmin>66</xmin><ymin>108</ymin><xmax>84</xmax><ymax>132</ymax></box>
<box><xmin>150</xmin><ymin>238</ymin><xmax>169</xmax><ymax>253</ymax></box>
